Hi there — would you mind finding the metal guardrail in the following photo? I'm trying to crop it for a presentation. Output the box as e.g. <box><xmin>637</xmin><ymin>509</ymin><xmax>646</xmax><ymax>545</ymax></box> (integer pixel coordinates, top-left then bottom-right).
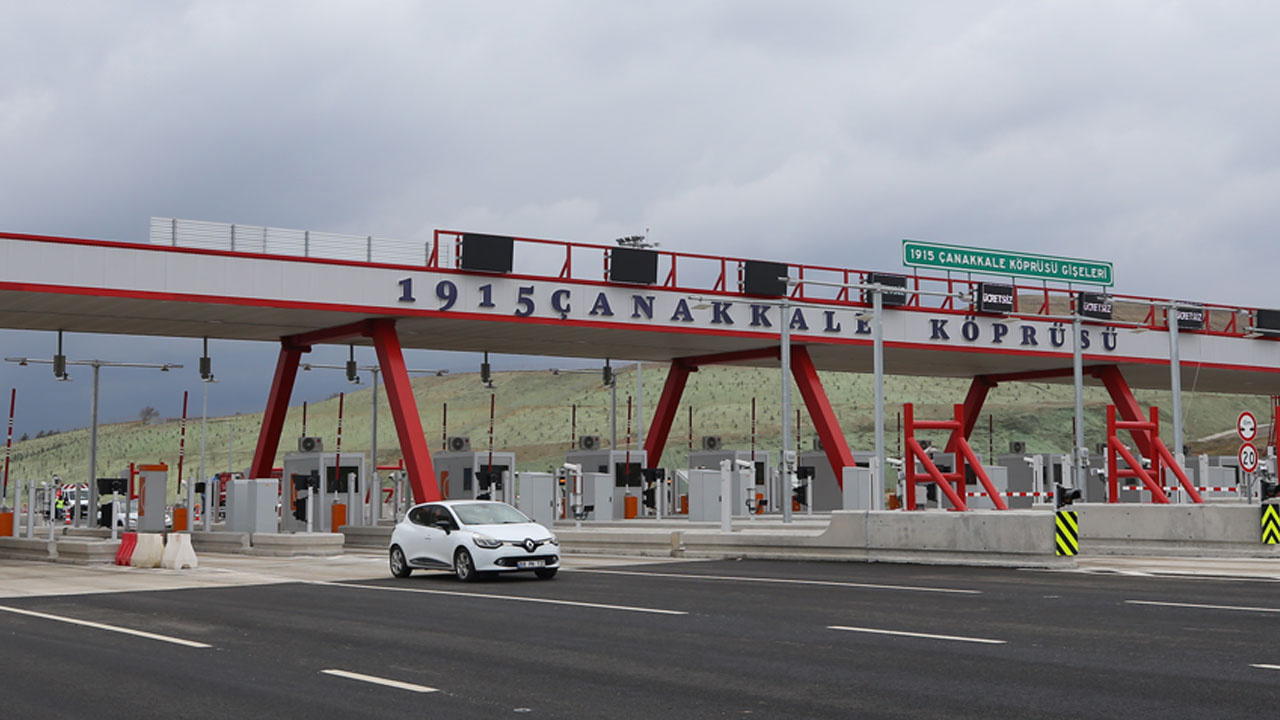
<box><xmin>139</xmin><ymin>219</ymin><xmax>1264</xmax><ymax>338</ymax></box>
<box><xmin>149</xmin><ymin>217</ymin><xmax>430</xmax><ymax>266</ymax></box>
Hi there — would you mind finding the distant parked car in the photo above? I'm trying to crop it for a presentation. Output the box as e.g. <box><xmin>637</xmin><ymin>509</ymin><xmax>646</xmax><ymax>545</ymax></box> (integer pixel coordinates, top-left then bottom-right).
<box><xmin>389</xmin><ymin>500</ymin><xmax>559</xmax><ymax>581</ymax></box>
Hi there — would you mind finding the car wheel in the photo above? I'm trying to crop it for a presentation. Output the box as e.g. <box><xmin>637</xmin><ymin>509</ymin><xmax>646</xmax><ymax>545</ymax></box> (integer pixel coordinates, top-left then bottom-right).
<box><xmin>389</xmin><ymin>545</ymin><xmax>412</xmax><ymax>578</ymax></box>
<box><xmin>534</xmin><ymin>568</ymin><xmax>558</xmax><ymax>580</ymax></box>
<box><xmin>454</xmin><ymin>547</ymin><xmax>479</xmax><ymax>582</ymax></box>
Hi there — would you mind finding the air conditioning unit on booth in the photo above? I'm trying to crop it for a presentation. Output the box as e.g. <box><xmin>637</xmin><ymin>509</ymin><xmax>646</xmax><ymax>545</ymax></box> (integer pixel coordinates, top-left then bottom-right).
<box><xmin>447</xmin><ymin>436</ymin><xmax>471</xmax><ymax>452</ymax></box>
<box><xmin>298</xmin><ymin>436</ymin><xmax>323</xmax><ymax>452</ymax></box>
<box><xmin>812</xmin><ymin>437</ymin><xmax>824</xmax><ymax>451</ymax></box>
<box><xmin>1009</xmin><ymin>440</ymin><xmax>1026</xmax><ymax>454</ymax></box>
<box><xmin>702</xmin><ymin>436</ymin><xmax>723</xmax><ymax>451</ymax></box>
<box><xmin>579</xmin><ymin>435</ymin><xmax>601</xmax><ymax>451</ymax></box>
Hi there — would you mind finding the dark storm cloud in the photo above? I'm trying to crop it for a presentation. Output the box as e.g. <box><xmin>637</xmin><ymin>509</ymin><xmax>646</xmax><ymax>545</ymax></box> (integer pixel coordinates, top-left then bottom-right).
<box><xmin>3</xmin><ymin>1</ymin><xmax>1279</xmax><ymax>435</ymax></box>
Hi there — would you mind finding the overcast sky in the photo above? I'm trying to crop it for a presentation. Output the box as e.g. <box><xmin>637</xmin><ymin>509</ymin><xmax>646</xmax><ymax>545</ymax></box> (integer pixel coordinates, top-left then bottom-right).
<box><xmin>3</xmin><ymin>1</ymin><xmax>1279</xmax><ymax>437</ymax></box>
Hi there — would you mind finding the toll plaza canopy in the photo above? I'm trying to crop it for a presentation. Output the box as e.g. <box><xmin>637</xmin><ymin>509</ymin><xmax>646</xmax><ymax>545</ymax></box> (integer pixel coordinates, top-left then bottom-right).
<box><xmin>3</xmin><ymin>220</ymin><xmax>1278</xmax><ymax>505</ymax></box>
<box><xmin>1</xmin><ymin>220</ymin><xmax>1277</xmax><ymax>393</ymax></box>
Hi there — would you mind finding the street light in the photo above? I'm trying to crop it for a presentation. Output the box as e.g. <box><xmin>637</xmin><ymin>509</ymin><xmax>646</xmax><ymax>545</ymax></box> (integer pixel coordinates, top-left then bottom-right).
<box><xmin>5</xmin><ymin>354</ymin><xmax>184</xmax><ymax>527</ymax></box>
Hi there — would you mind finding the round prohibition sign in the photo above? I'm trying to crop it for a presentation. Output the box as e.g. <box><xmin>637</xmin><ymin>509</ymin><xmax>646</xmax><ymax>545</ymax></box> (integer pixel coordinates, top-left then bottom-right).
<box><xmin>1237</xmin><ymin>411</ymin><xmax>1258</xmax><ymax>442</ymax></box>
<box><xmin>1239</xmin><ymin>442</ymin><xmax>1259</xmax><ymax>474</ymax></box>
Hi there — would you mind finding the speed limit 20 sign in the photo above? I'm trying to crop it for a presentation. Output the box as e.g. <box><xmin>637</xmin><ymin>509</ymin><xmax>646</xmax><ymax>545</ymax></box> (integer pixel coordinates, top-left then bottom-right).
<box><xmin>1239</xmin><ymin>442</ymin><xmax>1259</xmax><ymax>474</ymax></box>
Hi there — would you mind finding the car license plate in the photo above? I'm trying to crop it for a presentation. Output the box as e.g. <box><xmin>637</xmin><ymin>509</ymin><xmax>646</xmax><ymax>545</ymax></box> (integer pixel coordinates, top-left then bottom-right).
<box><xmin>517</xmin><ymin>560</ymin><xmax>545</xmax><ymax>569</ymax></box>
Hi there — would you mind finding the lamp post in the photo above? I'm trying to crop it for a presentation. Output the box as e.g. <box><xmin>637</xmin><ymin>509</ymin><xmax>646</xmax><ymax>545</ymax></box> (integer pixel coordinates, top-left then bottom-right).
<box><xmin>5</xmin><ymin>355</ymin><xmax>183</xmax><ymax>527</ymax></box>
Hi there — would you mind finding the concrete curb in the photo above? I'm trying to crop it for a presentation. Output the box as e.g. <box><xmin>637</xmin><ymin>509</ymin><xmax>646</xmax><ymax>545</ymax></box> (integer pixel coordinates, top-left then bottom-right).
<box><xmin>54</xmin><ymin>539</ymin><xmax>121</xmax><ymax>565</ymax></box>
<box><xmin>249</xmin><ymin>532</ymin><xmax>345</xmax><ymax>556</ymax></box>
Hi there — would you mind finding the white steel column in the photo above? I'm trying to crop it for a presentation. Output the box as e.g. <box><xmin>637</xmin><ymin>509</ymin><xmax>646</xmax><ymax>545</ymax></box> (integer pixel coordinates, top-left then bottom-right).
<box><xmin>780</xmin><ymin>298</ymin><xmax>792</xmax><ymax>524</ymax></box>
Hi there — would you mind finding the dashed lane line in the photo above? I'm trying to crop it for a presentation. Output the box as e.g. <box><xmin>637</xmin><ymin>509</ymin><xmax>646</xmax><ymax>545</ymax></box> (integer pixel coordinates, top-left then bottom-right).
<box><xmin>321</xmin><ymin>669</ymin><xmax>438</xmax><ymax>693</ymax></box>
<box><xmin>312</xmin><ymin>580</ymin><xmax>688</xmax><ymax>615</ymax></box>
<box><xmin>0</xmin><ymin>604</ymin><xmax>211</xmax><ymax>648</ymax></box>
<box><xmin>828</xmin><ymin>625</ymin><xmax>1006</xmax><ymax>645</ymax></box>
<box><xmin>1126</xmin><ymin>599</ymin><xmax>1280</xmax><ymax>614</ymax></box>
<box><xmin>574</xmin><ymin>568</ymin><xmax>981</xmax><ymax>595</ymax></box>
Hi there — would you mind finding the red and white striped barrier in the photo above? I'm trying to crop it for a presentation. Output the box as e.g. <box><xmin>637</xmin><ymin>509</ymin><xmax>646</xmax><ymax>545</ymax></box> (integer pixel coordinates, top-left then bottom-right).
<box><xmin>965</xmin><ymin>491</ymin><xmax>1052</xmax><ymax>498</ymax></box>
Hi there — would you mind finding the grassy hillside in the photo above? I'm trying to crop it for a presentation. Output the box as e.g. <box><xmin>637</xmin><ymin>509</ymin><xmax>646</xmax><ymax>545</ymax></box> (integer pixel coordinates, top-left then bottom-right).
<box><xmin>2</xmin><ymin>364</ymin><xmax>1272</xmax><ymax>504</ymax></box>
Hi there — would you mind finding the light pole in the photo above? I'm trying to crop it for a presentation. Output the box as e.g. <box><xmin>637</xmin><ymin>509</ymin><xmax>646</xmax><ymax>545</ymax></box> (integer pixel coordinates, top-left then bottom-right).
<box><xmin>780</xmin><ymin>278</ymin><xmax>967</xmax><ymax>512</ymax></box>
<box><xmin>6</xmin><ymin>353</ymin><xmax>182</xmax><ymax>527</ymax></box>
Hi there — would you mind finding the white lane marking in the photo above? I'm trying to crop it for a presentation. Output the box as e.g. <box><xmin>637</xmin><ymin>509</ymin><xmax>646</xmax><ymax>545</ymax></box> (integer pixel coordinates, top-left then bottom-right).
<box><xmin>828</xmin><ymin>625</ymin><xmax>1006</xmax><ymax>645</ymax></box>
<box><xmin>1251</xmin><ymin>664</ymin><xmax>1280</xmax><ymax>671</ymax></box>
<box><xmin>576</xmin><ymin>569</ymin><xmax>980</xmax><ymax>595</ymax></box>
<box><xmin>314</xmin><ymin>581</ymin><xmax>687</xmax><ymax>616</ymax></box>
<box><xmin>0</xmin><ymin>604</ymin><xmax>211</xmax><ymax>648</ymax></box>
<box><xmin>322</xmin><ymin>669</ymin><xmax>438</xmax><ymax>693</ymax></box>
<box><xmin>1126</xmin><ymin>600</ymin><xmax>1280</xmax><ymax>614</ymax></box>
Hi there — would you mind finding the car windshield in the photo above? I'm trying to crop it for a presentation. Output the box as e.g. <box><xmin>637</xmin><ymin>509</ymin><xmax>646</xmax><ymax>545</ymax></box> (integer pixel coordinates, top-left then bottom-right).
<box><xmin>452</xmin><ymin>502</ymin><xmax>530</xmax><ymax>526</ymax></box>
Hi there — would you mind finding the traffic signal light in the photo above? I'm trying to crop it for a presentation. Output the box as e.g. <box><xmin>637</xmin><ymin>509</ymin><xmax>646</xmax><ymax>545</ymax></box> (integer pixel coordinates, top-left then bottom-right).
<box><xmin>1056</xmin><ymin>484</ymin><xmax>1081</xmax><ymax>508</ymax></box>
<box><xmin>346</xmin><ymin>359</ymin><xmax>359</xmax><ymax>383</ymax></box>
<box><xmin>602</xmin><ymin>362</ymin><xmax>614</xmax><ymax>386</ymax></box>
<box><xmin>53</xmin><ymin>354</ymin><xmax>67</xmax><ymax>379</ymax></box>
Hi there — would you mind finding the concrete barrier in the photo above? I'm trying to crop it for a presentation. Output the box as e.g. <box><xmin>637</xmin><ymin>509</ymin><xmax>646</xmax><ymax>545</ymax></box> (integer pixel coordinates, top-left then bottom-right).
<box><xmin>55</xmin><ymin>540</ymin><xmax>121</xmax><ymax>565</ymax></box>
<box><xmin>1075</xmin><ymin>503</ymin><xmax>1280</xmax><ymax>557</ymax></box>
<box><xmin>559</xmin><ymin>510</ymin><xmax>1070</xmax><ymax>568</ymax></box>
<box><xmin>190</xmin><ymin>531</ymin><xmax>251</xmax><ymax>554</ymax></box>
<box><xmin>249</xmin><ymin>532</ymin><xmax>345</xmax><ymax>557</ymax></box>
<box><xmin>0</xmin><ymin>537</ymin><xmax>56</xmax><ymax>562</ymax></box>
<box><xmin>340</xmin><ymin>525</ymin><xmax>393</xmax><ymax>549</ymax></box>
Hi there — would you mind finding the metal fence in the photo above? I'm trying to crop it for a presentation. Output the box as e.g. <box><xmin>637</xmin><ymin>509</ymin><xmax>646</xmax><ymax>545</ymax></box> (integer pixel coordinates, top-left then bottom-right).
<box><xmin>149</xmin><ymin>217</ymin><xmax>431</xmax><ymax>266</ymax></box>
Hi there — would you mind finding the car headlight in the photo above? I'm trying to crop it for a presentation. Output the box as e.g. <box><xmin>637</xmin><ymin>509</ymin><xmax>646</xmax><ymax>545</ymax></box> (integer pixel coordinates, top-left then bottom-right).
<box><xmin>546</xmin><ymin>533</ymin><xmax>559</xmax><ymax>547</ymax></box>
<box><xmin>471</xmin><ymin>533</ymin><xmax>501</xmax><ymax>549</ymax></box>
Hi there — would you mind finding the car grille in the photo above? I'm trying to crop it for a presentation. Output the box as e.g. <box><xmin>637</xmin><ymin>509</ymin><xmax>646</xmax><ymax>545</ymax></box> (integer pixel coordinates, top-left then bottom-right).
<box><xmin>494</xmin><ymin>554</ymin><xmax>559</xmax><ymax>568</ymax></box>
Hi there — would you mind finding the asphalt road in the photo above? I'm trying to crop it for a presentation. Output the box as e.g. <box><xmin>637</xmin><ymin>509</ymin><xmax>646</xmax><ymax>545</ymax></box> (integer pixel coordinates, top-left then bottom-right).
<box><xmin>2</xmin><ymin>559</ymin><xmax>1279</xmax><ymax>719</ymax></box>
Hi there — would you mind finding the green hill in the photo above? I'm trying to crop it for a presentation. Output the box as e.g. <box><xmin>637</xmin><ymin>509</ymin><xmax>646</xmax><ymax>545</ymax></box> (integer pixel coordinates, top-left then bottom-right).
<box><xmin>2</xmin><ymin>364</ymin><xmax>1271</xmax><ymax>504</ymax></box>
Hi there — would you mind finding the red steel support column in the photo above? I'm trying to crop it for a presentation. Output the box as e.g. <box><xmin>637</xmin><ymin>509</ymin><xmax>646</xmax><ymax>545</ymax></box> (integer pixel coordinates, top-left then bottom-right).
<box><xmin>1094</xmin><ymin>365</ymin><xmax>1154</xmax><ymax>458</ymax></box>
<box><xmin>790</xmin><ymin>346</ymin><xmax>855</xmax><ymax>485</ymax></box>
<box><xmin>945</xmin><ymin>375</ymin><xmax>996</xmax><ymax>455</ymax></box>
<box><xmin>643</xmin><ymin>361</ymin><xmax>693</xmax><ymax>466</ymax></box>
<box><xmin>250</xmin><ymin>343</ymin><xmax>305</xmax><ymax>479</ymax></box>
<box><xmin>369</xmin><ymin>320</ymin><xmax>441</xmax><ymax>503</ymax></box>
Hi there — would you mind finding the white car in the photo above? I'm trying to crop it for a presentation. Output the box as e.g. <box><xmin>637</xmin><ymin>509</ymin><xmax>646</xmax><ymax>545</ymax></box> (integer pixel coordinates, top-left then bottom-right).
<box><xmin>389</xmin><ymin>500</ymin><xmax>560</xmax><ymax>582</ymax></box>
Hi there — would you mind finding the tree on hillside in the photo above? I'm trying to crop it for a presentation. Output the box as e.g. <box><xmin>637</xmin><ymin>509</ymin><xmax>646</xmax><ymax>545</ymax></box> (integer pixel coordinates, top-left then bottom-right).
<box><xmin>138</xmin><ymin>406</ymin><xmax>160</xmax><ymax>425</ymax></box>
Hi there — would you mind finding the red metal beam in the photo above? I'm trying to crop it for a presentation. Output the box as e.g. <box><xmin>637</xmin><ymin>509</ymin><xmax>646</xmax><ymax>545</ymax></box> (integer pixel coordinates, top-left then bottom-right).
<box><xmin>790</xmin><ymin>346</ymin><xmax>855</xmax><ymax>485</ymax></box>
<box><xmin>250</xmin><ymin>345</ymin><xmax>304</xmax><ymax>479</ymax></box>
<box><xmin>643</xmin><ymin>361</ymin><xmax>694</xmax><ymax>465</ymax></box>
<box><xmin>675</xmin><ymin>346</ymin><xmax>780</xmax><ymax>369</ymax></box>
<box><xmin>284</xmin><ymin>320</ymin><xmax>374</xmax><ymax>350</ymax></box>
<box><xmin>1093</xmin><ymin>365</ymin><xmax>1153</xmax><ymax>457</ymax></box>
<box><xmin>369</xmin><ymin>319</ymin><xmax>441</xmax><ymax>503</ymax></box>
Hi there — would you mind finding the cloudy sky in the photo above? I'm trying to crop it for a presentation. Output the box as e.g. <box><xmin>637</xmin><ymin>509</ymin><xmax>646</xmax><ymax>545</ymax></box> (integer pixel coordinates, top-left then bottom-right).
<box><xmin>2</xmin><ymin>1</ymin><xmax>1278</xmax><ymax>436</ymax></box>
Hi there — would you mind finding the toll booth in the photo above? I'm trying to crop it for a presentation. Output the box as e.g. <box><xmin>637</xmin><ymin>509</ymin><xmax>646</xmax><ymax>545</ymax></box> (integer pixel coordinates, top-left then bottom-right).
<box><xmin>515</xmin><ymin>472</ymin><xmax>557</xmax><ymax>526</ymax></box>
<box><xmin>686</xmin><ymin>466</ymin><xmax>755</xmax><ymax>521</ymax></box>
<box><xmin>578</xmin><ymin>472</ymin><xmax>615</xmax><ymax>521</ymax></box>
<box><xmin>796</xmin><ymin>450</ymin><xmax>875</xmax><ymax>511</ymax></box>
<box><xmin>996</xmin><ymin>453</ymin><xmax>1064</xmax><ymax>508</ymax></box>
<box><xmin>136</xmin><ymin>463</ymin><xmax>169</xmax><ymax>532</ymax></box>
<box><xmin>434</xmin><ymin>451</ymin><xmax>515</xmax><ymax>503</ymax></box>
<box><xmin>226</xmin><ymin>478</ymin><xmax>280</xmax><ymax>534</ymax></box>
<box><xmin>565</xmin><ymin>449</ymin><xmax>647</xmax><ymax>519</ymax></box>
<box><xmin>688</xmin><ymin>449</ymin><xmax>770</xmax><ymax>512</ymax></box>
<box><xmin>280</xmin><ymin>451</ymin><xmax>366</xmax><ymax>533</ymax></box>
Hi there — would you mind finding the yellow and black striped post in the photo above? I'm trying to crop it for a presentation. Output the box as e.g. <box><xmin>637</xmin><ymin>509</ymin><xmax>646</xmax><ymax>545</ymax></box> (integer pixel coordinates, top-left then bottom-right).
<box><xmin>1262</xmin><ymin>504</ymin><xmax>1280</xmax><ymax>545</ymax></box>
<box><xmin>1055</xmin><ymin>509</ymin><xmax>1079</xmax><ymax>556</ymax></box>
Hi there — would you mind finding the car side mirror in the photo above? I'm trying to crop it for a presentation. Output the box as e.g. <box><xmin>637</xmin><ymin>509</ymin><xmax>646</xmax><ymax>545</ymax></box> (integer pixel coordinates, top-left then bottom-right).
<box><xmin>434</xmin><ymin>520</ymin><xmax>453</xmax><ymax>534</ymax></box>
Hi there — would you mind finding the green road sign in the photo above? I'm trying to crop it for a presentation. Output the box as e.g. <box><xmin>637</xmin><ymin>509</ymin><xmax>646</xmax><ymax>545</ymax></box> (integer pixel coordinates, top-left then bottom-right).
<box><xmin>902</xmin><ymin>240</ymin><xmax>1113</xmax><ymax>286</ymax></box>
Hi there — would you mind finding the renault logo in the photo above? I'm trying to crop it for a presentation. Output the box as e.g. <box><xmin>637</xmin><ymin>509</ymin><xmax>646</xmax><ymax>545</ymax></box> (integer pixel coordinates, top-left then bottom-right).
<box><xmin>522</xmin><ymin>538</ymin><xmax>536</xmax><ymax>553</ymax></box>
